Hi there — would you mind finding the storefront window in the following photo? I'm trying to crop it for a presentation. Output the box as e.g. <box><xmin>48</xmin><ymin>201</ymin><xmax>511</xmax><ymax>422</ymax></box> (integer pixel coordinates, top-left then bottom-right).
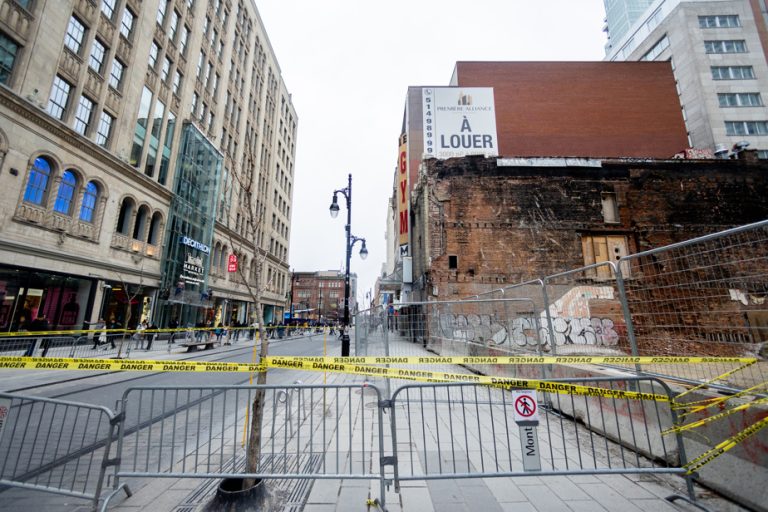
<box><xmin>0</xmin><ymin>267</ymin><xmax>91</xmax><ymax>332</ymax></box>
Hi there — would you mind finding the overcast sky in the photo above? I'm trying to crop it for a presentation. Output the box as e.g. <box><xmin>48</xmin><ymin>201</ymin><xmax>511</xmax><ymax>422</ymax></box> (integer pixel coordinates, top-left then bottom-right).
<box><xmin>256</xmin><ymin>0</ymin><xmax>608</xmax><ymax>302</ymax></box>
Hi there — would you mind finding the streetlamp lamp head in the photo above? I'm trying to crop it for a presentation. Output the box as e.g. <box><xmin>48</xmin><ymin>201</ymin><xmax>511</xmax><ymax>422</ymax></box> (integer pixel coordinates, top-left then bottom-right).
<box><xmin>359</xmin><ymin>241</ymin><xmax>368</xmax><ymax>260</ymax></box>
<box><xmin>329</xmin><ymin>194</ymin><xmax>340</xmax><ymax>218</ymax></box>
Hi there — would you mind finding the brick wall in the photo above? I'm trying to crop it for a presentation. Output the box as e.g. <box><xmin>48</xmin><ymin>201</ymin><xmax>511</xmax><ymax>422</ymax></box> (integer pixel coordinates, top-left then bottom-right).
<box><xmin>452</xmin><ymin>61</ymin><xmax>690</xmax><ymax>158</ymax></box>
<box><xmin>411</xmin><ymin>154</ymin><xmax>768</xmax><ymax>302</ymax></box>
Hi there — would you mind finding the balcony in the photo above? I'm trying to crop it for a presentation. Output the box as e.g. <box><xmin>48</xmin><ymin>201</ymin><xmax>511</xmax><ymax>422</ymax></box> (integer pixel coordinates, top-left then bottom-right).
<box><xmin>14</xmin><ymin>203</ymin><xmax>46</xmax><ymax>225</ymax></box>
<box><xmin>48</xmin><ymin>211</ymin><xmax>73</xmax><ymax>233</ymax></box>
<box><xmin>145</xmin><ymin>242</ymin><xmax>159</xmax><ymax>258</ymax></box>
<box><xmin>58</xmin><ymin>49</ymin><xmax>82</xmax><ymax>84</ymax></box>
<box><xmin>84</xmin><ymin>68</ymin><xmax>103</xmax><ymax>98</ymax></box>
<box><xmin>0</xmin><ymin>0</ymin><xmax>34</xmax><ymax>41</ymax></box>
<box><xmin>72</xmin><ymin>220</ymin><xmax>97</xmax><ymax>241</ymax></box>
<box><xmin>105</xmin><ymin>86</ymin><xmax>121</xmax><ymax>112</ymax></box>
<box><xmin>111</xmin><ymin>232</ymin><xmax>132</xmax><ymax>251</ymax></box>
<box><xmin>73</xmin><ymin>0</ymin><xmax>98</xmax><ymax>25</ymax></box>
<box><xmin>116</xmin><ymin>35</ymin><xmax>132</xmax><ymax>62</ymax></box>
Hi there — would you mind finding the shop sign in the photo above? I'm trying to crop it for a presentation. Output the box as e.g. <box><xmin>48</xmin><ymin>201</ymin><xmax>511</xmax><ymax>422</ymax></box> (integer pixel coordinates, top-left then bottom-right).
<box><xmin>181</xmin><ymin>253</ymin><xmax>205</xmax><ymax>284</ymax></box>
<box><xmin>227</xmin><ymin>254</ymin><xmax>238</xmax><ymax>273</ymax></box>
<box><xmin>179</xmin><ymin>235</ymin><xmax>210</xmax><ymax>254</ymax></box>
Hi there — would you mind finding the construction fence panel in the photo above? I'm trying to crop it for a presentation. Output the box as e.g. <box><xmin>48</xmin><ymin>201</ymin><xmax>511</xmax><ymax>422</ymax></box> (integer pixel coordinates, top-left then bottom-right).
<box><xmin>113</xmin><ymin>384</ymin><xmax>387</xmax><ymax>505</ymax></box>
<box><xmin>0</xmin><ymin>392</ymin><xmax>120</xmax><ymax>510</ymax></box>
<box><xmin>387</xmin><ymin>378</ymin><xmax>693</xmax><ymax>499</ymax></box>
<box><xmin>616</xmin><ymin>220</ymin><xmax>768</xmax><ymax>391</ymax></box>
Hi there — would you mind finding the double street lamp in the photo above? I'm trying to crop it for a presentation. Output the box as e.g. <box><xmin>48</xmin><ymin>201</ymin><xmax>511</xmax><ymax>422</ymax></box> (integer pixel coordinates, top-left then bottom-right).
<box><xmin>330</xmin><ymin>173</ymin><xmax>367</xmax><ymax>356</ymax></box>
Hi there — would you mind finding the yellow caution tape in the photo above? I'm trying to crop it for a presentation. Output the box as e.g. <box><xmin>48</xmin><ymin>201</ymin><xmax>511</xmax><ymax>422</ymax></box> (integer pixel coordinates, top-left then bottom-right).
<box><xmin>664</xmin><ymin>398</ymin><xmax>768</xmax><ymax>435</ymax></box>
<box><xmin>265</xmin><ymin>357</ymin><xmax>670</xmax><ymax>401</ymax></box>
<box><xmin>673</xmin><ymin>381</ymin><xmax>768</xmax><ymax>416</ymax></box>
<box><xmin>0</xmin><ymin>356</ymin><xmax>668</xmax><ymax>401</ymax></box>
<box><xmin>263</xmin><ymin>355</ymin><xmax>757</xmax><ymax>365</ymax></box>
<box><xmin>684</xmin><ymin>416</ymin><xmax>768</xmax><ymax>475</ymax></box>
<box><xmin>0</xmin><ymin>326</ymin><xmax>269</xmax><ymax>337</ymax></box>
<box><xmin>0</xmin><ymin>356</ymin><xmax>262</xmax><ymax>373</ymax></box>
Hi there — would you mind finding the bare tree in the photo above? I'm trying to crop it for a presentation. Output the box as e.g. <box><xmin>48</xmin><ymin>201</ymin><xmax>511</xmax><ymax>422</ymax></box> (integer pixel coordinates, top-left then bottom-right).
<box><xmin>220</xmin><ymin>139</ymin><xmax>275</xmax><ymax>488</ymax></box>
<box><xmin>114</xmin><ymin>264</ymin><xmax>145</xmax><ymax>358</ymax></box>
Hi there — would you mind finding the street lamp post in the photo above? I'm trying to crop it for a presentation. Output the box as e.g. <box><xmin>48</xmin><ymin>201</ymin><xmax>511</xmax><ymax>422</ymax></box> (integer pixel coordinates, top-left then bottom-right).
<box><xmin>330</xmin><ymin>173</ymin><xmax>368</xmax><ymax>356</ymax></box>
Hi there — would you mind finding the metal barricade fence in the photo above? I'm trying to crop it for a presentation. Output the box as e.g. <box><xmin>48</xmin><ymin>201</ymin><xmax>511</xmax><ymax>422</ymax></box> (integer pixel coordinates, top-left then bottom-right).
<box><xmin>0</xmin><ymin>335</ymin><xmax>78</xmax><ymax>358</ymax></box>
<box><xmin>614</xmin><ymin>220</ymin><xmax>768</xmax><ymax>392</ymax></box>
<box><xmin>0</xmin><ymin>392</ymin><xmax>124</xmax><ymax>510</ymax></box>
<box><xmin>387</xmin><ymin>377</ymin><xmax>695</xmax><ymax>502</ymax></box>
<box><xmin>109</xmin><ymin>384</ymin><xmax>387</xmax><ymax>508</ymax></box>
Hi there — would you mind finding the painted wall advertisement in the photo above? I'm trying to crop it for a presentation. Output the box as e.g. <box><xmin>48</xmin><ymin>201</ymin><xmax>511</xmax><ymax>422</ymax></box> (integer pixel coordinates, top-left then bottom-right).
<box><xmin>422</xmin><ymin>87</ymin><xmax>498</xmax><ymax>160</ymax></box>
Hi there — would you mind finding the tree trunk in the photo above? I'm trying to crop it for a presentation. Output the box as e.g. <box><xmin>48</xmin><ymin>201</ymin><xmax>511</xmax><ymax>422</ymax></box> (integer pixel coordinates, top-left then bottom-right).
<box><xmin>244</xmin><ymin>307</ymin><xmax>270</xmax><ymax>488</ymax></box>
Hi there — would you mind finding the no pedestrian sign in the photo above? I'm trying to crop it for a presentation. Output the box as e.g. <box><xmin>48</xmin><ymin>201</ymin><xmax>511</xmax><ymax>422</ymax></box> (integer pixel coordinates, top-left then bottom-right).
<box><xmin>513</xmin><ymin>390</ymin><xmax>539</xmax><ymax>426</ymax></box>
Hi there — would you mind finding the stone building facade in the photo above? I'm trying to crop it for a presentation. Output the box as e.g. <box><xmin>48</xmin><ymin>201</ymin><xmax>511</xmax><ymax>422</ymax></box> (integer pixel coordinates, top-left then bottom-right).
<box><xmin>0</xmin><ymin>0</ymin><xmax>296</xmax><ymax>332</ymax></box>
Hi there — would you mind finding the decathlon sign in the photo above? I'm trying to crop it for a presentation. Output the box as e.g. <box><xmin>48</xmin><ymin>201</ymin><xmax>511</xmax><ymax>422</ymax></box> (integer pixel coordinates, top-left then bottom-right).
<box><xmin>179</xmin><ymin>236</ymin><xmax>210</xmax><ymax>254</ymax></box>
<box><xmin>422</xmin><ymin>87</ymin><xmax>498</xmax><ymax>160</ymax></box>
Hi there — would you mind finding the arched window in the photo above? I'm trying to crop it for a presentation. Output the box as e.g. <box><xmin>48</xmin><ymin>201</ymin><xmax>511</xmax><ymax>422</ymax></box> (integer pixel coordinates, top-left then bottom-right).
<box><xmin>220</xmin><ymin>246</ymin><xmax>227</xmax><ymax>272</ymax></box>
<box><xmin>133</xmin><ymin>205</ymin><xmax>150</xmax><ymax>240</ymax></box>
<box><xmin>116</xmin><ymin>198</ymin><xmax>135</xmax><ymax>234</ymax></box>
<box><xmin>212</xmin><ymin>244</ymin><xmax>221</xmax><ymax>272</ymax></box>
<box><xmin>147</xmin><ymin>212</ymin><xmax>163</xmax><ymax>245</ymax></box>
<box><xmin>23</xmin><ymin>156</ymin><xmax>53</xmax><ymax>205</ymax></box>
<box><xmin>53</xmin><ymin>170</ymin><xmax>77</xmax><ymax>215</ymax></box>
<box><xmin>79</xmin><ymin>181</ymin><xmax>99</xmax><ymax>222</ymax></box>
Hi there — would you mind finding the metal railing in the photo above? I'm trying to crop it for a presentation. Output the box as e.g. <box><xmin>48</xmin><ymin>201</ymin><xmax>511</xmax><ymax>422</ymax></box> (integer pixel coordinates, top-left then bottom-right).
<box><xmin>106</xmin><ymin>383</ymin><xmax>388</xmax><ymax>508</ymax></box>
<box><xmin>362</xmin><ymin>221</ymin><xmax>768</xmax><ymax>394</ymax></box>
<box><xmin>0</xmin><ymin>392</ymin><xmax>127</xmax><ymax>511</ymax></box>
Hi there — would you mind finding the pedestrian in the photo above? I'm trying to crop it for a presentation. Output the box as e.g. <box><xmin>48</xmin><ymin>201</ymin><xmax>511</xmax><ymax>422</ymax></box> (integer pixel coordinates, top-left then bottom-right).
<box><xmin>85</xmin><ymin>318</ymin><xmax>107</xmax><ymax>349</ymax></box>
<box><xmin>232</xmin><ymin>320</ymin><xmax>241</xmax><ymax>341</ymax></box>
<box><xmin>134</xmin><ymin>320</ymin><xmax>147</xmax><ymax>349</ymax></box>
<box><xmin>27</xmin><ymin>313</ymin><xmax>50</xmax><ymax>357</ymax></box>
<box><xmin>107</xmin><ymin>316</ymin><xmax>121</xmax><ymax>348</ymax></box>
<box><xmin>214</xmin><ymin>323</ymin><xmax>224</xmax><ymax>343</ymax></box>
<box><xmin>146</xmin><ymin>322</ymin><xmax>158</xmax><ymax>350</ymax></box>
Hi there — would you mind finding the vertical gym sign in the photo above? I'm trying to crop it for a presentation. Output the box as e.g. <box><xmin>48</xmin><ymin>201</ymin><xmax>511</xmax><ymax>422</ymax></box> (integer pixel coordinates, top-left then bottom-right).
<box><xmin>398</xmin><ymin>132</ymin><xmax>409</xmax><ymax>255</ymax></box>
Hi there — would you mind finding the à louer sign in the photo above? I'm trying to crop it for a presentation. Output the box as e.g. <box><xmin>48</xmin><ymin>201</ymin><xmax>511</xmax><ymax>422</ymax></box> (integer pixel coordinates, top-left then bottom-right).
<box><xmin>422</xmin><ymin>87</ymin><xmax>499</xmax><ymax>160</ymax></box>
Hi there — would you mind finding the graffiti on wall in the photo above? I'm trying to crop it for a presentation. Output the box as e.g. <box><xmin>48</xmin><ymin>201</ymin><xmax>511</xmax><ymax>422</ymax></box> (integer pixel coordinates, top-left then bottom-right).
<box><xmin>436</xmin><ymin>286</ymin><xmax>622</xmax><ymax>348</ymax></box>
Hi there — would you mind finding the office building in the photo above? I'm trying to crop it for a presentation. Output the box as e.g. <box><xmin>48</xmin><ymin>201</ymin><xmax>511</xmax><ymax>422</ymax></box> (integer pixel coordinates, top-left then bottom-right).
<box><xmin>603</xmin><ymin>0</ymin><xmax>656</xmax><ymax>51</ymax></box>
<box><xmin>0</xmin><ymin>0</ymin><xmax>296</xmax><ymax>331</ymax></box>
<box><xmin>604</xmin><ymin>0</ymin><xmax>768</xmax><ymax>157</ymax></box>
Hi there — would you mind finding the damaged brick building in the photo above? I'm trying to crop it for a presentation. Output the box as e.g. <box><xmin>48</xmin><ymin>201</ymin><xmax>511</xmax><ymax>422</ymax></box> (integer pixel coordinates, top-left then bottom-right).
<box><xmin>410</xmin><ymin>153</ymin><xmax>768</xmax><ymax>299</ymax></box>
<box><xmin>407</xmin><ymin>152</ymin><xmax>768</xmax><ymax>354</ymax></box>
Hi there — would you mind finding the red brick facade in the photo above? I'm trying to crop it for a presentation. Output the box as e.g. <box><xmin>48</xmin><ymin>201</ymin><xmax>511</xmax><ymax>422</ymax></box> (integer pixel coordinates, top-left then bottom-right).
<box><xmin>450</xmin><ymin>61</ymin><xmax>690</xmax><ymax>158</ymax></box>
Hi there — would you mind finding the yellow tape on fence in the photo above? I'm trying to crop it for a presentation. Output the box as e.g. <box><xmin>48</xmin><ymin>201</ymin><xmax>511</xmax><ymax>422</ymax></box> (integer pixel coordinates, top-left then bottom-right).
<box><xmin>265</xmin><ymin>357</ymin><xmax>669</xmax><ymax>401</ymax></box>
<box><xmin>0</xmin><ymin>356</ymin><xmax>668</xmax><ymax>401</ymax></box>
<box><xmin>663</xmin><ymin>398</ymin><xmax>768</xmax><ymax>435</ymax></box>
<box><xmin>263</xmin><ymin>355</ymin><xmax>757</xmax><ymax>365</ymax></box>
<box><xmin>0</xmin><ymin>356</ymin><xmax>261</xmax><ymax>373</ymax></box>
<box><xmin>684</xmin><ymin>416</ymin><xmax>768</xmax><ymax>475</ymax></box>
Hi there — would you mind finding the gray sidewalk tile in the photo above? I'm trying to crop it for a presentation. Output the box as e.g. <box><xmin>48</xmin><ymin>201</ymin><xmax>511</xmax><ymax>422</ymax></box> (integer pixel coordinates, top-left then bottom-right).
<box><xmin>578</xmin><ymin>482</ymin><xmax>645</xmax><ymax>512</ymax></box>
<box><xmin>399</xmin><ymin>486</ymin><xmax>435</xmax><ymax>512</ymax></box>
<box><xmin>596</xmin><ymin>473</ymin><xmax>657</xmax><ymax>499</ymax></box>
<box><xmin>542</xmin><ymin>475</ymin><xmax>591</xmax><ymax>500</ymax></box>
<box><xmin>485</xmin><ymin>478</ymin><xmax>528</xmax><ymax>502</ymax></box>
<box><xmin>306</xmin><ymin>480</ymin><xmax>340</xmax><ymax>504</ymax></box>
<box><xmin>564</xmin><ymin>500</ymin><xmax>608</xmax><ymax>512</ymax></box>
<box><xmin>500</xmin><ymin>503</ymin><xmax>538</xmax><ymax>512</ymax></box>
<box><xmin>518</xmin><ymin>484</ymin><xmax>573</xmax><ymax>512</ymax></box>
